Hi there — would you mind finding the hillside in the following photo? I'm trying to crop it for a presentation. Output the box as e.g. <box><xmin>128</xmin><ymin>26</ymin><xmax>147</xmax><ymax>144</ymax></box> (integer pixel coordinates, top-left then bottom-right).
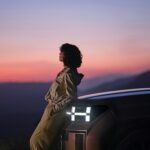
<box><xmin>81</xmin><ymin>70</ymin><xmax>150</xmax><ymax>95</ymax></box>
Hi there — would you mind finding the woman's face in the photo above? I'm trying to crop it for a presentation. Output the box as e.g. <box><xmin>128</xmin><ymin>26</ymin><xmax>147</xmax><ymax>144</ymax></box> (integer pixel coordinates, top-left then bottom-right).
<box><xmin>59</xmin><ymin>51</ymin><xmax>64</xmax><ymax>62</ymax></box>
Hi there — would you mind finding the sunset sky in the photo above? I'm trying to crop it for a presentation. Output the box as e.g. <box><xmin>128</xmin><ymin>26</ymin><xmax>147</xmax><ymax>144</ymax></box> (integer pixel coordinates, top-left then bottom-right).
<box><xmin>0</xmin><ymin>0</ymin><xmax>150</xmax><ymax>82</ymax></box>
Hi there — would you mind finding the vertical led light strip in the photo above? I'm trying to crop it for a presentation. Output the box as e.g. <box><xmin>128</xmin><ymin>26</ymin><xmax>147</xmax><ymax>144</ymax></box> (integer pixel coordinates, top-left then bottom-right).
<box><xmin>71</xmin><ymin>106</ymin><xmax>75</xmax><ymax>121</ymax></box>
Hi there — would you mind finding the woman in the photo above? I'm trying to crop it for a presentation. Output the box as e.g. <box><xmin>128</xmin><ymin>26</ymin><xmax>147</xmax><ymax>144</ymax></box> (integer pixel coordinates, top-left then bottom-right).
<box><xmin>30</xmin><ymin>43</ymin><xmax>84</xmax><ymax>150</ymax></box>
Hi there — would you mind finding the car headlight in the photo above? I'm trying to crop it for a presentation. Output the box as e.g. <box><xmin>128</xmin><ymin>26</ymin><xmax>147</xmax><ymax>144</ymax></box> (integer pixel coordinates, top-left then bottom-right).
<box><xmin>66</xmin><ymin>106</ymin><xmax>91</xmax><ymax>122</ymax></box>
<box><xmin>66</xmin><ymin>105</ymin><xmax>107</xmax><ymax>123</ymax></box>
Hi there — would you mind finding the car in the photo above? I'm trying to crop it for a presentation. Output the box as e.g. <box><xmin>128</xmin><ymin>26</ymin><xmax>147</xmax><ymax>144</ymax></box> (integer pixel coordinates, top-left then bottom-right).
<box><xmin>60</xmin><ymin>88</ymin><xmax>150</xmax><ymax>150</ymax></box>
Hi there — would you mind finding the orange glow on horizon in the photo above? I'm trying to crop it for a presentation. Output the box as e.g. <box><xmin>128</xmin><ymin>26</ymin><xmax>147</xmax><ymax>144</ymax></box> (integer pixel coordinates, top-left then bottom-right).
<box><xmin>0</xmin><ymin>60</ymin><xmax>149</xmax><ymax>82</ymax></box>
<box><xmin>0</xmin><ymin>61</ymin><xmax>61</xmax><ymax>82</ymax></box>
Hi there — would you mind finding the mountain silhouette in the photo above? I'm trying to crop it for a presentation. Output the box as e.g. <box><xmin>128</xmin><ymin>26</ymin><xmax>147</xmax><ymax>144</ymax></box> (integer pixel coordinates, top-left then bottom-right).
<box><xmin>81</xmin><ymin>70</ymin><xmax>150</xmax><ymax>95</ymax></box>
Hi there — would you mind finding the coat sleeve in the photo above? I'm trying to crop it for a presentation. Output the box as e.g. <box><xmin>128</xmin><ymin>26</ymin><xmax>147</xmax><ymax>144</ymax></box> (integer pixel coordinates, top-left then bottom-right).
<box><xmin>54</xmin><ymin>72</ymin><xmax>77</xmax><ymax>112</ymax></box>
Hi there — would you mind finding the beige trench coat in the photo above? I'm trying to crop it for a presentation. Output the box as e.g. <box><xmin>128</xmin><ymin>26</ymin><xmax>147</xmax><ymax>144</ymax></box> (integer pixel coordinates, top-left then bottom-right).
<box><xmin>30</xmin><ymin>67</ymin><xmax>83</xmax><ymax>150</ymax></box>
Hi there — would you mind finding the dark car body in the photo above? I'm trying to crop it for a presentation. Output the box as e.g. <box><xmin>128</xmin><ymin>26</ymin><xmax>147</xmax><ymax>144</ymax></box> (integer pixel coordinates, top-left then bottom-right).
<box><xmin>62</xmin><ymin>88</ymin><xmax>150</xmax><ymax>150</ymax></box>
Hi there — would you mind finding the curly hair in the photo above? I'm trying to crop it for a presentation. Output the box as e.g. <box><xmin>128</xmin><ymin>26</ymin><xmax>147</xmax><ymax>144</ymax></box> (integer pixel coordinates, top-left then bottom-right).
<box><xmin>60</xmin><ymin>43</ymin><xmax>82</xmax><ymax>68</ymax></box>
